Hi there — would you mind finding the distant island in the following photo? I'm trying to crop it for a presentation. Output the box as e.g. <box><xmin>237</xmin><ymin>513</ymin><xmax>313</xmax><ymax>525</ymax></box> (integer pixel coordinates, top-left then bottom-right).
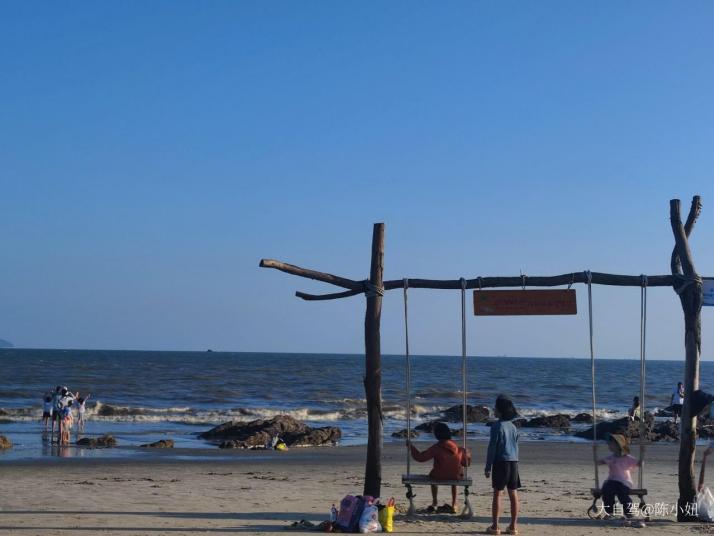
<box><xmin>0</xmin><ymin>339</ymin><xmax>13</xmax><ymax>348</ymax></box>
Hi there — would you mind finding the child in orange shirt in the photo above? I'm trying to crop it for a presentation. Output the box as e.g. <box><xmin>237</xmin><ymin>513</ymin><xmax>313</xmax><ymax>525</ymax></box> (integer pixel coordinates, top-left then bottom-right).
<box><xmin>410</xmin><ymin>421</ymin><xmax>470</xmax><ymax>513</ymax></box>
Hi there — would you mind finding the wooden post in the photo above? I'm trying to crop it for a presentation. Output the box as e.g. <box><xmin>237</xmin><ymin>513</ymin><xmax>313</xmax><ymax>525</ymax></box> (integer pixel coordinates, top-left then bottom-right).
<box><xmin>670</xmin><ymin>197</ymin><xmax>704</xmax><ymax>521</ymax></box>
<box><xmin>363</xmin><ymin>223</ymin><xmax>384</xmax><ymax>498</ymax></box>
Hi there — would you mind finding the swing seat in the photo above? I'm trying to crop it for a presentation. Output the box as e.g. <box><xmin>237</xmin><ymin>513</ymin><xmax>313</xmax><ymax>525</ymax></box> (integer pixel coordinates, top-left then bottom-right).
<box><xmin>402</xmin><ymin>474</ymin><xmax>473</xmax><ymax>487</ymax></box>
<box><xmin>587</xmin><ymin>488</ymin><xmax>650</xmax><ymax>520</ymax></box>
<box><xmin>590</xmin><ymin>487</ymin><xmax>647</xmax><ymax>499</ymax></box>
<box><xmin>402</xmin><ymin>475</ymin><xmax>474</xmax><ymax>518</ymax></box>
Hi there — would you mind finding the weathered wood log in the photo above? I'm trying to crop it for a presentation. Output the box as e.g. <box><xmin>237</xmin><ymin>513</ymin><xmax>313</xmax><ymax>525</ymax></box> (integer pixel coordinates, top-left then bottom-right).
<box><xmin>259</xmin><ymin>266</ymin><xmax>677</xmax><ymax>301</ymax></box>
<box><xmin>258</xmin><ymin>259</ymin><xmax>362</xmax><ymax>290</ymax></box>
<box><xmin>363</xmin><ymin>223</ymin><xmax>384</xmax><ymax>498</ymax></box>
<box><xmin>670</xmin><ymin>196</ymin><xmax>704</xmax><ymax>522</ymax></box>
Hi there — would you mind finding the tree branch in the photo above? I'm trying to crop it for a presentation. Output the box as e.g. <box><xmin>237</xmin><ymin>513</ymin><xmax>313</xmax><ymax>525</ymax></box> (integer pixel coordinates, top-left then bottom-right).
<box><xmin>296</xmin><ymin>289</ymin><xmax>363</xmax><ymax>301</ymax></box>
<box><xmin>670</xmin><ymin>199</ymin><xmax>699</xmax><ymax>278</ymax></box>
<box><xmin>671</xmin><ymin>196</ymin><xmax>702</xmax><ymax>275</ymax></box>
<box><xmin>259</xmin><ymin>259</ymin><xmax>362</xmax><ymax>290</ymax></box>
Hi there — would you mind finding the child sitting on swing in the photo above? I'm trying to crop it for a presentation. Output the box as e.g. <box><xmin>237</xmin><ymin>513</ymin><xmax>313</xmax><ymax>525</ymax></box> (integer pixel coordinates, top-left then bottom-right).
<box><xmin>409</xmin><ymin>421</ymin><xmax>470</xmax><ymax>513</ymax></box>
<box><xmin>598</xmin><ymin>434</ymin><xmax>645</xmax><ymax>527</ymax></box>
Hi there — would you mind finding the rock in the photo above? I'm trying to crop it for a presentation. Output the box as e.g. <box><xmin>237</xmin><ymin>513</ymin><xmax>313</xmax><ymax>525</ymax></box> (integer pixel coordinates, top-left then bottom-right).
<box><xmin>96</xmin><ymin>404</ymin><xmax>136</xmax><ymax>417</ymax></box>
<box><xmin>414</xmin><ymin>421</ymin><xmax>459</xmax><ymax>436</ymax></box>
<box><xmin>200</xmin><ymin>415</ymin><xmax>341</xmax><ymax>448</ymax></box>
<box><xmin>0</xmin><ymin>409</ymin><xmax>9</xmax><ymax>416</ymax></box>
<box><xmin>651</xmin><ymin>421</ymin><xmax>679</xmax><ymax>441</ymax></box>
<box><xmin>699</xmin><ymin>416</ymin><xmax>714</xmax><ymax>439</ymax></box>
<box><xmin>486</xmin><ymin>419</ymin><xmax>527</xmax><ymax>428</ymax></box>
<box><xmin>392</xmin><ymin>429</ymin><xmax>419</xmax><ymax>439</ymax></box>
<box><xmin>655</xmin><ymin>407</ymin><xmax>673</xmax><ymax>417</ymax></box>
<box><xmin>77</xmin><ymin>434</ymin><xmax>117</xmax><ymax>448</ymax></box>
<box><xmin>572</xmin><ymin>413</ymin><xmax>593</xmax><ymax>423</ymax></box>
<box><xmin>415</xmin><ymin>421</ymin><xmax>438</xmax><ymax>433</ymax></box>
<box><xmin>442</xmin><ymin>405</ymin><xmax>490</xmax><ymax>423</ymax></box>
<box><xmin>575</xmin><ymin>414</ymin><xmax>655</xmax><ymax>441</ymax></box>
<box><xmin>0</xmin><ymin>435</ymin><xmax>12</xmax><ymax>449</ymax></box>
<box><xmin>140</xmin><ymin>439</ymin><xmax>174</xmax><ymax>448</ymax></box>
<box><xmin>524</xmin><ymin>414</ymin><xmax>571</xmax><ymax>429</ymax></box>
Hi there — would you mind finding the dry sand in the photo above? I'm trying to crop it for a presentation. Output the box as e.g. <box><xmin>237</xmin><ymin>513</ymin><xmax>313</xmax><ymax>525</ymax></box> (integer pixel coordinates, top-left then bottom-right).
<box><xmin>1</xmin><ymin>441</ymin><xmax>714</xmax><ymax>535</ymax></box>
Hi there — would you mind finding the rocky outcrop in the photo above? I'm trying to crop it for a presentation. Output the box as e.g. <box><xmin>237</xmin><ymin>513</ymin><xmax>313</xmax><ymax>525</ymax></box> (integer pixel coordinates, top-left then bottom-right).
<box><xmin>651</xmin><ymin>421</ymin><xmax>679</xmax><ymax>441</ymax></box>
<box><xmin>392</xmin><ymin>429</ymin><xmax>420</xmax><ymax>439</ymax></box>
<box><xmin>200</xmin><ymin>415</ymin><xmax>341</xmax><ymax>449</ymax></box>
<box><xmin>575</xmin><ymin>414</ymin><xmax>655</xmax><ymax>441</ymax></box>
<box><xmin>698</xmin><ymin>416</ymin><xmax>714</xmax><ymax>439</ymax></box>
<box><xmin>0</xmin><ymin>435</ymin><xmax>12</xmax><ymax>449</ymax></box>
<box><xmin>442</xmin><ymin>405</ymin><xmax>490</xmax><ymax>423</ymax></box>
<box><xmin>572</xmin><ymin>413</ymin><xmax>593</xmax><ymax>423</ymax></box>
<box><xmin>77</xmin><ymin>434</ymin><xmax>117</xmax><ymax>448</ymax></box>
<box><xmin>140</xmin><ymin>439</ymin><xmax>174</xmax><ymax>448</ymax></box>
<box><xmin>524</xmin><ymin>414</ymin><xmax>571</xmax><ymax>429</ymax></box>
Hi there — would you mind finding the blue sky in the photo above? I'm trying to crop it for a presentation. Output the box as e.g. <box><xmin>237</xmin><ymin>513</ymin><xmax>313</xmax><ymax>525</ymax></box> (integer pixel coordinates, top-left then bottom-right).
<box><xmin>1</xmin><ymin>1</ymin><xmax>712</xmax><ymax>358</ymax></box>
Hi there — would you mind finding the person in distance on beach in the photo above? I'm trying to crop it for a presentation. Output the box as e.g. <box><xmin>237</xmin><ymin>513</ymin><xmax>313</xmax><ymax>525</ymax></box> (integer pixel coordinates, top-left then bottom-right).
<box><xmin>485</xmin><ymin>395</ymin><xmax>520</xmax><ymax>535</ymax></box>
<box><xmin>409</xmin><ymin>421</ymin><xmax>470</xmax><ymax>514</ymax></box>
<box><xmin>671</xmin><ymin>382</ymin><xmax>684</xmax><ymax>425</ymax></box>
<box><xmin>76</xmin><ymin>393</ymin><xmax>91</xmax><ymax>432</ymax></box>
<box><xmin>42</xmin><ymin>393</ymin><xmax>53</xmax><ymax>432</ymax></box>
<box><xmin>628</xmin><ymin>396</ymin><xmax>641</xmax><ymax>421</ymax></box>
<box><xmin>56</xmin><ymin>387</ymin><xmax>76</xmax><ymax>444</ymax></box>
<box><xmin>51</xmin><ymin>386</ymin><xmax>62</xmax><ymax>441</ymax></box>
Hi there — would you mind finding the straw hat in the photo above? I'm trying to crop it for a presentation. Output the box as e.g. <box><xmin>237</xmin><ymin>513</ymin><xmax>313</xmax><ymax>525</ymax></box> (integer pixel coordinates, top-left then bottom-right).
<box><xmin>608</xmin><ymin>433</ymin><xmax>630</xmax><ymax>456</ymax></box>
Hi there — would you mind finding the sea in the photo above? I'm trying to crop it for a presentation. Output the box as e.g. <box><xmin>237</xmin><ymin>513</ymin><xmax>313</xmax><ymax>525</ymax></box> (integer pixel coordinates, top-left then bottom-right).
<box><xmin>0</xmin><ymin>349</ymin><xmax>709</xmax><ymax>461</ymax></box>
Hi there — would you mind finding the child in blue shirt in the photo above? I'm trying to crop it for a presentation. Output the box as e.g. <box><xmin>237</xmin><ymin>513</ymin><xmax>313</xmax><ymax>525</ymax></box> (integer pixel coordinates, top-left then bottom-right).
<box><xmin>485</xmin><ymin>395</ymin><xmax>520</xmax><ymax>535</ymax></box>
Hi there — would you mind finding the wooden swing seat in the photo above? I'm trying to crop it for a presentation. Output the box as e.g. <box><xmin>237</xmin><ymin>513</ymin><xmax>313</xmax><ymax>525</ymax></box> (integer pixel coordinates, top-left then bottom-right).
<box><xmin>402</xmin><ymin>474</ymin><xmax>473</xmax><ymax>487</ymax></box>
<box><xmin>590</xmin><ymin>487</ymin><xmax>647</xmax><ymax>499</ymax></box>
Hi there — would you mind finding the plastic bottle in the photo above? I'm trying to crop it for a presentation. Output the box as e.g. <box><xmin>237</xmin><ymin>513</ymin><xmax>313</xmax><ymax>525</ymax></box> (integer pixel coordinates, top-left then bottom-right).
<box><xmin>330</xmin><ymin>504</ymin><xmax>338</xmax><ymax>522</ymax></box>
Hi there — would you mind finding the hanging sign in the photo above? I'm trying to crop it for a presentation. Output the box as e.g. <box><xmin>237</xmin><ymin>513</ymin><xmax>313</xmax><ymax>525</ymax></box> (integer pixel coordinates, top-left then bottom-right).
<box><xmin>473</xmin><ymin>289</ymin><xmax>577</xmax><ymax>316</ymax></box>
<box><xmin>704</xmin><ymin>278</ymin><xmax>714</xmax><ymax>306</ymax></box>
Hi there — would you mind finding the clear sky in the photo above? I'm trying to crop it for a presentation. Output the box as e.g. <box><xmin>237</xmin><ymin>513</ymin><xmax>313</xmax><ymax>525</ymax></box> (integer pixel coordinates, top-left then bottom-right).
<box><xmin>1</xmin><ymin>1</ymin><xmax>712</xmax><ymax>358</ymax></box>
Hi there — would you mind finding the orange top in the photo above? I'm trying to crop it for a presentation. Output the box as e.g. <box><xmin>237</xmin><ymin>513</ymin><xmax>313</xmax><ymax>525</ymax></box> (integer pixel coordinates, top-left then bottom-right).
<box><xmin>410</xmin><ymin>440</ymin><xmax>470</xmax><ymax>480</ymax></box>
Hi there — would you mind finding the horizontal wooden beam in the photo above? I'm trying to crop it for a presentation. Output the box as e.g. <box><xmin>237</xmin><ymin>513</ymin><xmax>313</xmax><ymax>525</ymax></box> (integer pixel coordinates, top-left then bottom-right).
<box><xmin>260</xmin><ymin>259</ymin><xmax>675</xmax><ymax>301</ymax></box>
<box><xmin>384</xmin><ymin>272</ymin><xmax>674</xmax><ymax>290</ymax></box>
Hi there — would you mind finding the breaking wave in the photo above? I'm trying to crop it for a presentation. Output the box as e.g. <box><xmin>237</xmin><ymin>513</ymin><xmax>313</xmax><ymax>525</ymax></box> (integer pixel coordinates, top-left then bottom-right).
<box><xmin>0</xmin><ymin>400</ymin><xmax>641</xmax><ymax>425</ymax></box>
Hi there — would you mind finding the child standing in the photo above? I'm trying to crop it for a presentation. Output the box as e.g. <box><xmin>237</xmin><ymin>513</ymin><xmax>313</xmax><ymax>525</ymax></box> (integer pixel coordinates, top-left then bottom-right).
<box><xmin>598</xmin><ymin>434</ymin><xmax>645</xmax><ymax>527</ymax></box>
<box><xmin>409</xmin><ymin>421</ymin><xmax>470</xmax><ymax>513</ymax></box>
<box><xmin>76</xmin><ymin>393</ymin><xmax>90</xmax><ymax>431</ymax></box>
<box><xmin>42</xmin><ymin>394</ymin><xmax>53</xmax><ymax>432</ymax></box>
<box><xmin>485</xmin><ymin>395</ymin><xmax>520</xmax><ymax>535</ymax></box>
<box><xmin>60</xmin><ymin>400</ymin><xmax>74</xmax><ymax>445</ymax></box>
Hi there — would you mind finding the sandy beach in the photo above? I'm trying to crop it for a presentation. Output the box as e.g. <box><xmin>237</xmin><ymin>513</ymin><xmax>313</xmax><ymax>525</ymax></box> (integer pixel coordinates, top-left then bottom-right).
<box><xmin>1</xmin><ymin>441</ymin><xmax>713</xmax><ymax>535</ymax></box>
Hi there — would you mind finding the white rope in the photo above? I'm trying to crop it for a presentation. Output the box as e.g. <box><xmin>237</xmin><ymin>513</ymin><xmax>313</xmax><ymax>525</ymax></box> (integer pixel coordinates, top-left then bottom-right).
<box><xmin>403</xmin><ymin>278</ymin><xmax>412</xmax><ymax>477</ymax></box>
<box><xmin>586</xmin><ymin>270</ymin><xmax>599</xmax><ymax>488</ymax></box>
<box><xmin>639</xmin><ymin>275</ymin><xmax>648</xmax><ymax>488</ymax></box>
<box><xmin>460</xmin><ymin>277</ymin><xmax>468</xmax><ymax>478</ymax></box>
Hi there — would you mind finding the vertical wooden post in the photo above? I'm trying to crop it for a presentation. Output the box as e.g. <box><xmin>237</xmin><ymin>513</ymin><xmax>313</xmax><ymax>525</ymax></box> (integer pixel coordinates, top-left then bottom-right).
<box><xmin>670</xmin><ymin>197</ymin><xmax>704</xmax><ymax>521</ymax></box>
<box><xmin>364</xmin><ymin>223</ymin><xmax>384</xmax><ymax>498</ymax></box>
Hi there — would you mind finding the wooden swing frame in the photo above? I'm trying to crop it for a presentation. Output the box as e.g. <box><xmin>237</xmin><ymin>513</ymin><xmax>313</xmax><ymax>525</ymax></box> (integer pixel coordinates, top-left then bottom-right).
<box><xmin>259</xmin><ymin>196</ymin><xmax>704</xmax><ymax>521</ymax></box>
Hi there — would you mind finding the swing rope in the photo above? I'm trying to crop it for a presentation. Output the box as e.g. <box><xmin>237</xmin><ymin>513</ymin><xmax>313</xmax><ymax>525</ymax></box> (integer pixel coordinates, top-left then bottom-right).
<box><xmin>639</xmin><ymin>275</ymin><xmax>648</xmax><ymax>489</ymax></box>
<box><xmin>403</xmin><ymin>278</ymin><xmax>412</xmax><ymax>477</ymax></box>
<box><xmin>587</xmin><ymin>270</ymin><xmax>599</xmax><ymax>489</ymax></box>
<box><xmin>460</xmin><ymin>277</ymin><xmax>468</xmax><ymax>478</ymax></box>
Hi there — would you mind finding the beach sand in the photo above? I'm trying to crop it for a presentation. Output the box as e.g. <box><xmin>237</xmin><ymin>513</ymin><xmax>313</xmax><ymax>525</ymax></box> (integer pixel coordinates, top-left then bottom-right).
<box><xmin>1</xmin><ymin>442</ymin><xmax>713</xmax><ymax>535</ymax></box>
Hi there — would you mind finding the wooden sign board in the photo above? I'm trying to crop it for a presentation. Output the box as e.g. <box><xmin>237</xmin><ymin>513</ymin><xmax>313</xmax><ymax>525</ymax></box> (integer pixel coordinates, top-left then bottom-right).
<box><xmin>474</xmin><ymin>289</ymin><xmax>577</xmax><ymax>316</ymax></box>
<box><xmin>704</xmin><ymin>278</ymin><xmax>714</xmax><ymax>307</ymax></box>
